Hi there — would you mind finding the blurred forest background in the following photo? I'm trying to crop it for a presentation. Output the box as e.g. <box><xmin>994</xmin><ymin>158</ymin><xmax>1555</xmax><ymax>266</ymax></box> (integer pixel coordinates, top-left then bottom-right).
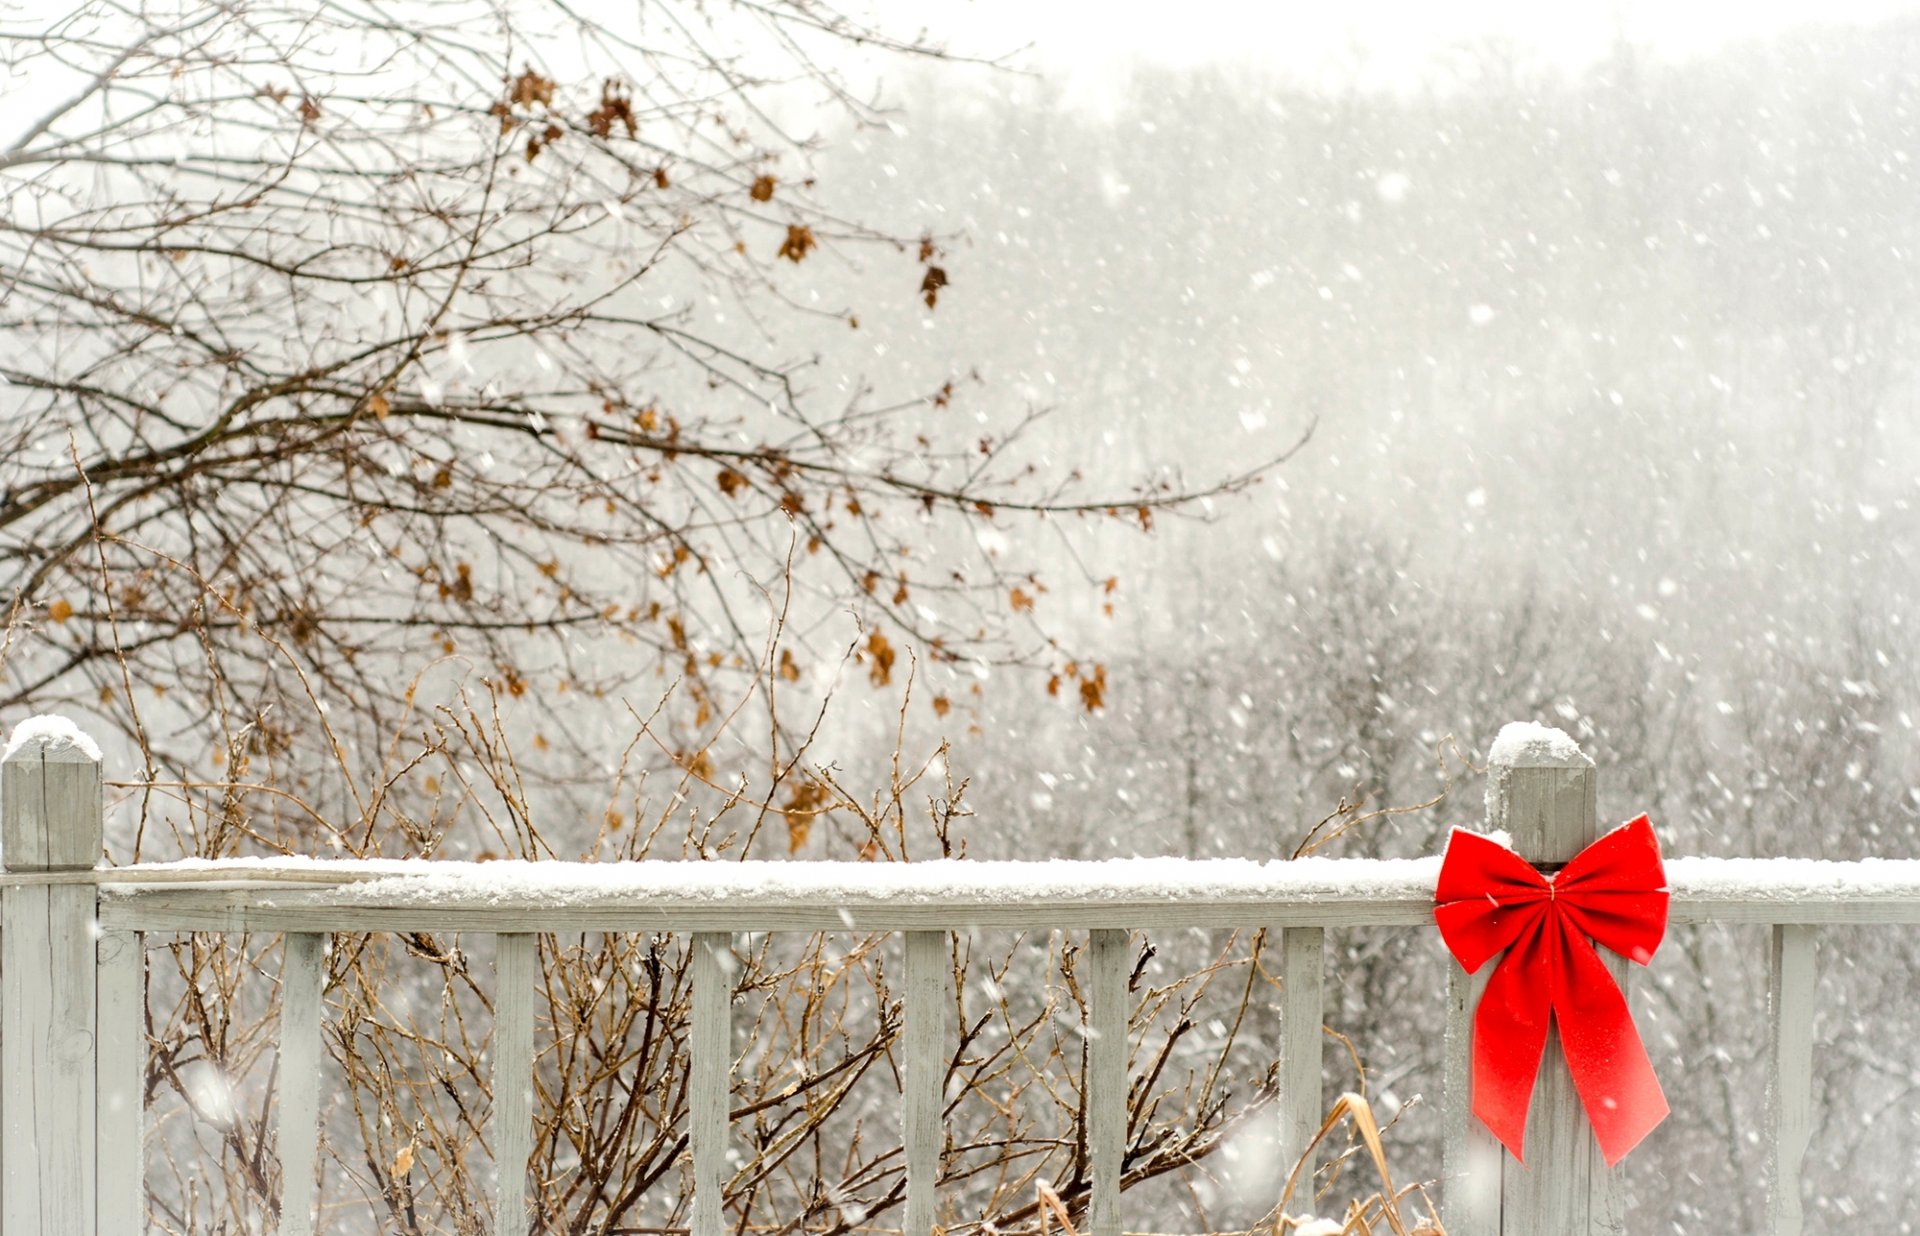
<box><xmin>827</xmin><ymin>23</ymin><xmax>1920</xmax><ymax>1231</ymax></box>
<box><xmin>4</xmin><ymin>0</ymin><xmax>1919</xmax><ymax>1231</ymax></box>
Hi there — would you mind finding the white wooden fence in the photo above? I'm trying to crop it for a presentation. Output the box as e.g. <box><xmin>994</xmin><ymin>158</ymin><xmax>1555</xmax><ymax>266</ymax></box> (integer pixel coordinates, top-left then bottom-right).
<box><xmin>4</xmin><ymin>720</ymin><xmax>1919</xmax><ymax>1235</ymax></box>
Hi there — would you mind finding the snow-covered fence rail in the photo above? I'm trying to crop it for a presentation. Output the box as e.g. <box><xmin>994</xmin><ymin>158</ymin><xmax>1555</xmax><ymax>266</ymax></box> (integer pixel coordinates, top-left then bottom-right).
<box><xmin>6</xmin><ymin>721</ymin><xmax>1920</xmax><ymax>1236</ymax></box>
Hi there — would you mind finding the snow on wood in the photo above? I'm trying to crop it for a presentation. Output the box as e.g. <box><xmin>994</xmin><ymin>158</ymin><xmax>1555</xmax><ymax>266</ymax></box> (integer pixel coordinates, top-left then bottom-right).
<box><xmin>86</xmin><ymin>851</ymin><xmax>1920</xmax><ymax>936</ymax></box>
<box><xmin>1667</xmin><ymin>855</ymin><xmax>1920</xmax><ymax>898</ymax></box>
<box><xmin>1486</xmin><ymin>721</ymin><xmax>1590</xmax><ymax>769</ymax></box>
<box><xmin>108</xmin><ymin>854</ymin><xmax>1446</xmax><ymax>904</ymax></box>
<box><xmin>2</xmin><ymin>715</ymin><xmax>103</xmax><ymax>764</ymax></box>
<box><xmin>94</xmin><ymin>851</ymin><xmax>1920</xmax><ymax>900</ymax></box>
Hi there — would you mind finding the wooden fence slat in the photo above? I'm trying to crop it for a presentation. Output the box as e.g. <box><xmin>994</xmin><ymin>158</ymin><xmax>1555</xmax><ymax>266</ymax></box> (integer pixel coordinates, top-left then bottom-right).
<box><xmin>903</xmin><ymin>931</ymin><xmax>946</xmax><ymax>1236</ymax></box>
<box><xmin>1276</xmin><ymin>925</ymin><xmax>1324</xmax><ymax>1206</ymax></box>
<box><xmin>1442</xmin><ymin>960</ymin><xmax>1500</xmax><ymax>1236</ymax></box>
<box><xmin>97</xmin><ymin>928</ymin><xmax>146</xmax><ymax>1234</ymax></box>
<box><xmin>691</xmin><ymin>933</ymin><xmax>732</xmax><ymax>1236</ymax></box>
<box><xmin>2</xmin><ymin>728</ymin><xmax>103</xmax><ymax>1236</ymax></box>
<box><xmin>1767</xmin><ymin>925</ymin><xmax>1816</xmax><ymax>1236</ymax></box>
<box><xmin>275</xmin><ymin>933</ymin><xmax>326</xmax><ymax>1236</ymax></box>
<box><xmin>1487</xmin><ymin>730</ymin><xmax>1605</xmax><ymax>1236</ymax></box>
<box><xmin>493</xmin><ymin>934</ymin><xmax>536</xmax><ymax>1236</ymax></box>
<box><xmin>96</xmin><ymin>873</ymin><xmax>1920</xmax><ymax>936</ymax></box>
<box><xmin>1587</xmin><ymin>951</ymin><xmax>1629</xmax><ymax>1235</ymax></box>
<box><xmin>1086</xmin><ymin>929</ymin><xmax>1127</xmax><ymax>1236</ymax></box>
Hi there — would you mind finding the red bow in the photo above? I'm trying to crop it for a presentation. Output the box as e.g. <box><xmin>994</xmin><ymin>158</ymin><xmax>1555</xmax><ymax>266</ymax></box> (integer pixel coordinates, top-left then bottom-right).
<box><xmin>1434</xmin><ymin>815</ymin><xmax>1669</xmax><ymax>1166</ymax></box>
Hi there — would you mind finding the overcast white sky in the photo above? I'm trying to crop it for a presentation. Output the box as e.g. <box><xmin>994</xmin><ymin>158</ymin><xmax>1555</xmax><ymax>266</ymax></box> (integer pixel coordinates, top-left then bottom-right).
<box><xmin>929</xmin><ymin>0</ymin><xmax>1920</xmax><ymax>97</ymax></box>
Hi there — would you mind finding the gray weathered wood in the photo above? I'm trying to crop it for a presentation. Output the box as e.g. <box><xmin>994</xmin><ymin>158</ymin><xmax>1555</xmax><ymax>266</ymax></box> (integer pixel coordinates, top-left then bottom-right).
<box><xmin>1086</xmin><ymin>929</ymin><xmax>1127</xmax><ymax>1236</ymax></box>
<box><xmin>99</xmin><ymin>886</ymin><xmax>1439</xmax><ymax>934</ymax></box>
<box><xmin>1443</xmin><ymin>958</ymin><xmax>1501</xmax><ymax>1236</ymax></box>
<box><xmin>2</xmin><ymin>726</ymin><xmax>104</xmax><ymax>1236</ymax></box>
<box><xmin>275</xmin><ymin>934</ymin><xmax>327</xmax><ymax>1236</ymax></box>
<box><xmin>1586</xmin><ymin>944</ymin><xmax>1629</xmax><ymax>1236</ymax></box>
<box><xmin>97</xmin><ymin>928</ymin><xmax>146</xmax><ymax>1235</ymax></box>
<box><xmin>2</xmin><ymin>724</ymin><xmax>103</xmax><ymax>871</ymax></box>
<box><xmin>94</xmin><ymin>858</ymin><xmax>1920</xmax><ymax>936</ymax></box>
<box><xmin>1766</xmin><ymin>925</ymin><xmax>1815</xmax><ymax>1236</ymax></box>
<box><xmin>690</xmin><ymin>933</ymin><xmax>731</xmax><ymax>1236</ymax></box>
<box><xmin>492</xmin><ymin>934</ymin><xmax>536</xmax><ymax>1236</ymax></box>
<box><xmin>93</xmin><ymin>883</ymin><xmax>1920</xmax><ymax>934</ymax></box>
<box><xmin>903</xmin><ymin>931</ymin><xmax>946</xmax><ymax>1236</ymax></box>
<box><xmin>1276</xmin><ymin>926</ymin><xmax>1324</xmax><ymax>1201</ymax></box>
<box><xmin>1487</xmin><ymin>730</ymin><xmax>1605</xmax><ymax>1236</ymax></box>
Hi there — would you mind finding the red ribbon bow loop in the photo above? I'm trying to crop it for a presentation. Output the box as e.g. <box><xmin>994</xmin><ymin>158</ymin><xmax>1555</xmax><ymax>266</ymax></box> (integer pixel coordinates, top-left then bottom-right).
<box><xmin>1434</xmin><ymin>814</ymin><xmax>1669</xmax><ymax>1166</ymax></box>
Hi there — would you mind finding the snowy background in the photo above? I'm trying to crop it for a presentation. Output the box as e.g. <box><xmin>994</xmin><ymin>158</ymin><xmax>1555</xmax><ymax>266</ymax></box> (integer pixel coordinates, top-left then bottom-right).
<box><xmin>6</xmin><ymin>0</ymin><xmax>1920</xmax><ymax>1230</ymax></box>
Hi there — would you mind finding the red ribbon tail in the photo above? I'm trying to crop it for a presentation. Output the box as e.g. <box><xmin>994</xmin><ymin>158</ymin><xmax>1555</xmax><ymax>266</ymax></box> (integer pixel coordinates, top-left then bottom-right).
<box><xmin>1558</xmin><ymin>942</ymin><xmax>1670</xmax><ymax>1165</ymax></box>
<box><xmin>1472</xmin><ymin>945</ymin><xmax>1551</xmax><ymax>1163</ymax></box>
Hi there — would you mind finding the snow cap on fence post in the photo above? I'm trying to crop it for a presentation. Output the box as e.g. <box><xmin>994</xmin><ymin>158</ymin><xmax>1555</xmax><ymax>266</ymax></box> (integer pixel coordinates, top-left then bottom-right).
<box><xmin>2</xmin><ymin>714</ymin><xmax>105</xmax><ymax>871</ymax></box>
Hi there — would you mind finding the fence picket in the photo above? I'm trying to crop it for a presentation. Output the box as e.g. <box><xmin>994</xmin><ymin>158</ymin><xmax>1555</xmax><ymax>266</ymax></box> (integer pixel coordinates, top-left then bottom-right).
<box><xmin>1767</xmin><ymin>925</ymin><xmax>1816</xmax><ymax>1236</ymax></box>
<box><xmin>275</xmin><ymin>933</ymin><xmax>326</xmax><ymax>1236</ymax></box>
<box><xmin>1086</xmin><ymin>929</ymin><xmax>1127</xmax><ymax>1236</ymax></box>
<box><xmin>1277</xmin><ymin>925</ymin><xmax>1324</xmax><ymax>1208</ymax></box>
<box><xmin>492</xmin><ymin>934</ymin><xmax>536</xmax><ymax>1236</ymax></box>
<box><xmin>96</xmin><ymin>929</ymin><xmax>145</xmax><ymax>1234</ymax></box>
<box><xmin>1443</xmin><ymin>960</ymin><xmax>1500</xmax><ymax>1236</ymax></box>
<box><xmin>691</xmin><ymin>933</ymin><xmax>732</xmax><ymax>1236</ymax></box>
<box><xmin>1</xmin><ymin>730</ymin><xmax>103</xmax><ymax>1236</ymax></box>
<box><xmin>903</xmin><ymin>931</ymin><xmax>946</xmax><ymax>1236</ymax></box>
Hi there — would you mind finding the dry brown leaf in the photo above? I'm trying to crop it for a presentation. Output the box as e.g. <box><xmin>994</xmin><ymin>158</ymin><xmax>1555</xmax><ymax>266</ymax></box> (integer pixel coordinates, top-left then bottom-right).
<box><xmin>783</xmin><ymin>779</ymin><xmax>830</xmax><ymax>854</ymax></box>
<box><xmin>920</xmin><ymin>264</ymin><xmax>948</xmax><ymax>309</ymax></box>
<box><xmin>863</xmin><ymin>630</ymin><xmax>895</xmax><ymax>687</ymax></box>
<box><xmin>777</xmin><ymin>224</ymin><xmax>817</xmax><ymax>263</ymax></box>
<box><xmin>586</xmin><ymin>80</ymin><xmax>636</xmax><ymax>139</ymax></box>
<box><xmin>1078</xmin><ymin>663</ymin><xmax>1107</xmax><ymax>712</ymax></box>
<box><xmin>508</xmin><ymin>66</ymin><xmax>554</xmax><ymax>108</ymax></box>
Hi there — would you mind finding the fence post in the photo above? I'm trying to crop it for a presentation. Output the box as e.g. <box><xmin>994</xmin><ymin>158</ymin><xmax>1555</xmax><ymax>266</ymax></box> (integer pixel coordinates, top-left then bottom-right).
<box><xmin>1483</xmin><ymin>724</ymin><xmax>1621</xmax><ymax>1236</ymax></box>
<box><xmin>2</xmin><ymin>718</ymin><xmax>105</xmax><ymax>1236</ymax></box>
